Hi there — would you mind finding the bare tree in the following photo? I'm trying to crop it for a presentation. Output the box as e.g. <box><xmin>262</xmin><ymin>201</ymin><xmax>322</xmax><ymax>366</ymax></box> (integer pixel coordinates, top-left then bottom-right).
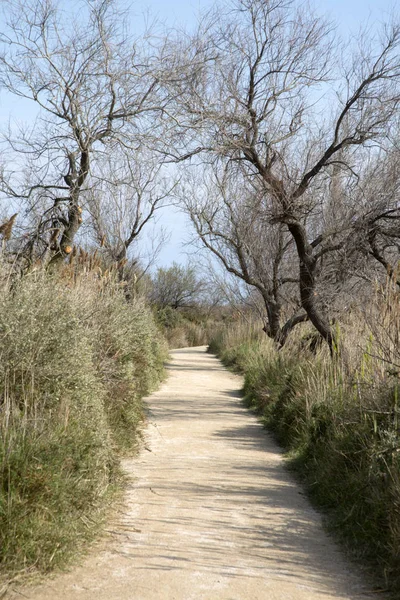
<box><xmin>350</xmin><ymin>147</ymin><xmax>400</xmax><ymax>288</ymax></box>
<box><xmin>180</xmin><ymin>163</ymin><xmax>305</xmax><ymax>345</ymax></box>
<box><xmin>150</xmin><ymin>262</ymin><xmax>205</xmax><ymax>310</ymax></box>
<box><xmin>0</xmin><ymin>0</ymin><xmax>172</xmax><ymax>265</ymax></box>
<box><xmin>87</xmin><ymin>147</ymin><xmax>174</xmax><ymax>271</ymax></box>
<box><xmin>171</xmin><ymin>0</ymin><xmax>400</xmax><ymax>351</ymax></box>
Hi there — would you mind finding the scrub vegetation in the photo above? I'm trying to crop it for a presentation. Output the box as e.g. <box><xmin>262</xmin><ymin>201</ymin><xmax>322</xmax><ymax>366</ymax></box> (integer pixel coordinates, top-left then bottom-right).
<box><xmin>0</xmin><ymin>258</ymin><xmax>167</xmax><ymax>582</ymax></box>
<box><xmin>209</xmin><ymin>281</ymin><xmax>400</xmax><ymax>593</ymax></box>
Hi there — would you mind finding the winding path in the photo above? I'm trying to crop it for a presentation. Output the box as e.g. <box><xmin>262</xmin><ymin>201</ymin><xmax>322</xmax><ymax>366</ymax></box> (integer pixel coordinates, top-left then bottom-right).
<box><xmin>14</xmin><ymin>347</ymin><xmax>377</xmax><ymax>599</ymax></box>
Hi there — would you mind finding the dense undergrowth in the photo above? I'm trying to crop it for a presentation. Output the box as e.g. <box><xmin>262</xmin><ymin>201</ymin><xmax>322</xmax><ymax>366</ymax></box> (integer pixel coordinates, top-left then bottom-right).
<box><xmin>0</xmin><ymin>261</ymin><xmax>167</xmax><ymax>581</ymax></box>
<box><xmin>209</xmin><ymin>285</ymin><xmax>400</xmax><ymax>594</ymax></box>
<box><xmin>156</xmin><ymin>305</ymin><xmax>223</xmax><ymax>349</ymax></box>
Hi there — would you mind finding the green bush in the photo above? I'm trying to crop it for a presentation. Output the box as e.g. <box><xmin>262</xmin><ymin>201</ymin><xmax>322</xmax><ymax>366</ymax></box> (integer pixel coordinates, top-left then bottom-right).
<box><xmin>96</xmin><ymin>292</ymin><xmax>167</xmax><ymax>451</ymax></box>
<box><xmin>209</xmin><ymin>318</ymin><xmax>400</xmax><ymax>593</ymax></box>
<box><xmin>0</xmin><ymin>265</ymin><xmax>166</xmax><ymax>579</ymax></box>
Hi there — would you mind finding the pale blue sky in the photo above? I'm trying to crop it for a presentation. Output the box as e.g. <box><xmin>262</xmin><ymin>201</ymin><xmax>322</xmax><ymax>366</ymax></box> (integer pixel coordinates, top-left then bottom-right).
<box><xmin>142</xmin><ymin>0</ymin><xmax>397</xmax><ymax>267</ymax></box>
<box><xmin>141</xmin><ymin>0</ymin><xmax>396</xmax><ymax>33</ymax></box>
<box><xmin>0</xmin><ymin>0</ymin><xmax>396</xmax><ymax>266</ymax></box>
<box><xmin>142</xmin><ymin>0</ymin><xmax>395</xmax><ymax>30</ymax></box>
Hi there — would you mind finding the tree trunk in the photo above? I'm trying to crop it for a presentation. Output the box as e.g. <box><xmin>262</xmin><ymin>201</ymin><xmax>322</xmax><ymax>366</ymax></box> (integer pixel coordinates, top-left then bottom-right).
<box><xmin>260</xmin><ymin>295</ymin><xmax>308</xmax><ymax>347</ymax></box>
<box><xmin>49</xmin><ymin>150</ymin><xmax>88</xmax><ymax>266</ymax></box>
<box><xmin>287</xmin><ymin>221</ymin><xmax>335</xmax><ymax>354</ymax></box>
<box><xmin>263</xmin><ymin>298</ymin><xmax>282</xmax><ymax>341</ymax></box>
<box><xmin>49</xmin><ymin>201</ymin><xmax>82</xmax><ymax>266</ymax></box>
<box><xmin>278</xmin><ymin>313</ymin><xmax>309</xmax><ymax>347</ymax></box>
<box><xmin>299</xmin><ymin>258</ymin><xmax>334</xmax><ymax>352</ymax></box>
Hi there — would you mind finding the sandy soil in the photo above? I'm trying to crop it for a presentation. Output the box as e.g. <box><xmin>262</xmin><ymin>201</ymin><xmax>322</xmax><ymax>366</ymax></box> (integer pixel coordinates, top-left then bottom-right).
<box><xmin>10</xmin><ymin>346</ymin><xmax>380</xmax><ymax>599</ymax></box>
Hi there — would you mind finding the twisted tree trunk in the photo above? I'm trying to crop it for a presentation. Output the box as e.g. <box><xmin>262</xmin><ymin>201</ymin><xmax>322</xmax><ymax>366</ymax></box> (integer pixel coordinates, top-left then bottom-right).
<box><xmin>287</xmin><ymin>221</ymin><xmax>335</xmax><ymax>354</ymax></box>
<box><xmin>49</xmin><ymin>150</ymin><xmax>89</xmax><ymax>266</ymax></box>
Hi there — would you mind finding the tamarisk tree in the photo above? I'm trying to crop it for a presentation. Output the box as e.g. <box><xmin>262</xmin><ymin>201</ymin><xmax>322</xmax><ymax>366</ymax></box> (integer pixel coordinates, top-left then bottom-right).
<box><xmin>87</xmin><ymin>147</ymin><xmax>173</xmax><ymax>275</ymax></box>
<box><xmin>180</xmin><ymin>164</ymin><xmax>304</xmax><ymax>345</ymax></box>
<box><xmin>0</xmin><ymin>0</ymin><xmax>172</xmax><ymax>265</ymax></box>
<box><xmin>173</xmin><ymin>0</ymin><xmax>400</xmax><ymax>350</ymax></box>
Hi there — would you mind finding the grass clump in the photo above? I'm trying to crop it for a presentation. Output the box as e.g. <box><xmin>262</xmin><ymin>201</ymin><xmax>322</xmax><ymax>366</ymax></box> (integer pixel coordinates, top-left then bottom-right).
<box><xmin>96</xmin><ymin>291</ymin><xmax>167</xmax><ymax>452</ymax></box>
<box><xmin>209</xmin><ymin>290</ymin><xmax>400</xmax><ymax>594</ymax></box>
<box><xmin>0</xmin><ymin>263</ymin><xmax>166</xmax><ymax>580</ymax></box>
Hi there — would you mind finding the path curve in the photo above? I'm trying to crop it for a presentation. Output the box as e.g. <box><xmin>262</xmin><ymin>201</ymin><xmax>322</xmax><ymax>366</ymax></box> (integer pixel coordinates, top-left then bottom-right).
<box><xmin>14</xmin><ymin>347</ymin><xmax>377</xmax><ymax>600</ymax></box>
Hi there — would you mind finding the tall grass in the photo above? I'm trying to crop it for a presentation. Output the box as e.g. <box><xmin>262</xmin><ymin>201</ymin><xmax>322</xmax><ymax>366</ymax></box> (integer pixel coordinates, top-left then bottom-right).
<box><xmin>0</xmin><ymin>261</ymin><xmax>167</xmax><ymax>581</ymax></box>
<box><xmin>94</xmin><ymin>286</ymin><xmax>167</xmax><ymax>452</ymax></box>
<box><xmin>209</xmin><ymin>284</ymin><xmax>400</xmax><ymax>593</ymax></box>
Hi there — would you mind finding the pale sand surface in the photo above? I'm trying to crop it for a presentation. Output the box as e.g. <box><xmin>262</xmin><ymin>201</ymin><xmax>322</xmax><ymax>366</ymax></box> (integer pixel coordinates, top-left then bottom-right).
<box><xmin>10</xmin><ymin>346</ymin><xmax>380</xmax><ymax>599</ymax></box>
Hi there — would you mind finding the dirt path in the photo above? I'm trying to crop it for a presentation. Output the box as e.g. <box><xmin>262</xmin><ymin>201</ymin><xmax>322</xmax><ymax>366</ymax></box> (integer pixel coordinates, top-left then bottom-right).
<box><xmin>13</xmin><ymin>347</ymin><xmax>378</xmax><ymax>600</ymax></box>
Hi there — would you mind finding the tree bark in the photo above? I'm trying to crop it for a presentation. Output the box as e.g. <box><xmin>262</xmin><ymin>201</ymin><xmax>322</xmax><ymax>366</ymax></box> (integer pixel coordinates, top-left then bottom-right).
<box><xmin>263</xmin><ymin>297</ymin><xmax>282</xmax><ymax>341</ymax></box>
<box><xmin>49</xmin><ymin>150</ymin><xmax>88</xmax><ymax>266</ymax></box>
<box><xmin>287</xmin><ymin>221</ymin><xmax>335</xmax><ymax>354</ymax></box>
<box><xmin>278</xmin><ymin>313</ymin><xmax>309</xmax><ymax>347</ymax></box>
<box><xmin>49</xmin><ymin>201</ymin><xmax>82</xmax><ymax>266</ymax></box>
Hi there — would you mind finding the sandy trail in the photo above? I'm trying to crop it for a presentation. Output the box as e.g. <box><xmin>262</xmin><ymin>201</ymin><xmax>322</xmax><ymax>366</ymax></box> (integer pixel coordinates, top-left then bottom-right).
<box><xmin>12</xmin><ymin>346</ymin><xmax>378</xmax><ymax>600</ymax></box>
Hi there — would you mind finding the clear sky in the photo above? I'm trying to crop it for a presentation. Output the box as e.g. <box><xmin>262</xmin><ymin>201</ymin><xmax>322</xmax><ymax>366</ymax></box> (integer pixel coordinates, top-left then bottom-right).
<box><xmin>0</xmin><ymin>0</ymin><xmax>397</xmax><ymax>267</ymax></box>
<box><xmin>141</xmin><ymin>0</ymin><xmax>395</xmax><ymax>31</ymax></box>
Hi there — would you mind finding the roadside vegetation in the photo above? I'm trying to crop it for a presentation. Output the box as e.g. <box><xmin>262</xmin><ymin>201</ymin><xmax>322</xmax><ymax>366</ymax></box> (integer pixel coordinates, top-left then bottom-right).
<box><xmin>149</xmin><ymin>263</ymin><xmax>226</xmax><ymax>348</ymax></box>
<box><xmin>0</xmin><ymin>257</ymin><xmax>167</xmax><ymax>583</ymax></box>
<box><xmin>155</xmin><ymin>305</ymin><xmax>214</xmax><ymax>349</ymax></box>
<box><xmin>209</xmin><ymin>281</ymin><xmax>400</xmax><ymax>593</ymax></box>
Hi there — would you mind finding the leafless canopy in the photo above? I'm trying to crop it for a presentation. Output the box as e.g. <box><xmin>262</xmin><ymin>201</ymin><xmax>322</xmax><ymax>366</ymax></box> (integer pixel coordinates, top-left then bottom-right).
<box><xmin>87</xmin><ymin>147</ymin><xmax>173</xmax><ymax>267</ymax></box>
<box><xmin>180</xmin><ymin>163</ymin><xmax>303</xmax><ymax>343</ymax></box>
<box><xmin>0</xmin><ymin>0</ymin><xmax>175</xmax><ymax>264</ymax></box>
<box><xmin>171</xmin><ymin>0</ymin><xmax>400</xmax><ymax>349</ymax></box>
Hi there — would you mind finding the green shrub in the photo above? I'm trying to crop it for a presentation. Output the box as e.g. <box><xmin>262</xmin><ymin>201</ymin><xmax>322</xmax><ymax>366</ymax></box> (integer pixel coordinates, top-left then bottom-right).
<box><xmin>209</xmin><ymin>316</ymin><xmax>400</xmax><ymax>593</ymax></box>
<box><xmin>156</xmin><ymin>305</ymin><xmax>184</xmax><ymax>330</ymax></box>
<box><xmin>0</xmin><ymin>265</ymin><xmax>166</xmax><ymax>580</ymax></box>
<box><xmin>0</xmin><ymin>272</ymin><xmax>114</xmax><ymax>574</ymax></box>
<box><xmin>96</xmin><ymin>292</ymin><xmax>167</xmax><ymax>451</ymax></box>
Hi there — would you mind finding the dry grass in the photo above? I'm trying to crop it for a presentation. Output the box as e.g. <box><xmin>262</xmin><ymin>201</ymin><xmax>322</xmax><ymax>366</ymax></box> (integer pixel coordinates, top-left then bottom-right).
<box><xmin>156</xmin><ymin>305</ymin><xmax>224</xmax><ymax>349</ymax></box>
<box><xmin>209</xmin><ymin>284</ymin><xmax>400</xmax><ymax>593</ymax></box>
